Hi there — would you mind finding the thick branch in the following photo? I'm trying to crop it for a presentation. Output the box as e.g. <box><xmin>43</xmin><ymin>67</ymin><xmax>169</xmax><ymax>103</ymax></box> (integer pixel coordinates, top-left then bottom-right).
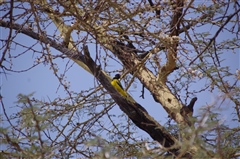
<box><xmin>110</xmin><ymin>40</ymin><xmax>189</xmax><ymax>126</ymax></box>
<box><xmin>159</xmin><ymin>0</ymin><xmax>184</xmax><ymax>83</ymax></box>
<box><xmin>83</xmin><ymin>46</ymin><xmax>180</xmax><ymax>154</ymax></box>
<box><xmin>38</xmin><ymin>0</ymin><xmax>91</xmax><ymax>73</ymax></box>
<box><xmin>0</xmin><ymin>20</ymin><xmax>182</xmax><ymax>155</ymax></box>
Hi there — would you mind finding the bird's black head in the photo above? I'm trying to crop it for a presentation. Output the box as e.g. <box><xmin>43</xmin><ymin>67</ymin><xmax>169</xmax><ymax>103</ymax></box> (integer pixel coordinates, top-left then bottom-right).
<box><xmin>113</xmin><ymin>74</ymin><xmax>121</xmax><ymax>79</ymax></box>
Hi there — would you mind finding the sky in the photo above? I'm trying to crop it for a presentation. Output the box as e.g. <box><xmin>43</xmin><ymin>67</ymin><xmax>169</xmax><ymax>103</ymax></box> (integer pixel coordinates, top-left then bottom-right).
<box><xmin>1</xmin><ymin>27</ymin><xmax>239</xmax><ymax>136</ymax></box>
<box><xmin>0</xmin><ymin>1</ymin><xmax>240</xmax><ymax>155</ymax></box>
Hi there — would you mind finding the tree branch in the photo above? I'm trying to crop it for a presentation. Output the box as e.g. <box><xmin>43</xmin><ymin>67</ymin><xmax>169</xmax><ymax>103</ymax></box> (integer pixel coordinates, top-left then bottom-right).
<box><xmin>147</xmin><ymin>0</ymin><xmax>161</xmax><ymax>18</ymax></box>
<box><xmin>189</xmin><ymin>7</ymin><xmax>240</xmax><ymax>66</ymax></box>
<box><xmin>0</xmin><ymin>20</ymin><xmax>185</xmax><ymax>156</ymax></box>
<box><xmin>158</xmin><ymin>0</ymin><xmax>185</xmax><ymax>83</ymax></box>
<box><xmin>0</xmin><ymin>19</ymin><xmax>190</xmax><ymax>129</ymax></box>
<box><xmin>82</xmin><ymin>45</ymin><xmax>181</xmax><ymax>156</ymax></box>
<box><xmin>109</xmin><ymin>40</ymin><xmax>191</xmax><ymax>127</ymax></box>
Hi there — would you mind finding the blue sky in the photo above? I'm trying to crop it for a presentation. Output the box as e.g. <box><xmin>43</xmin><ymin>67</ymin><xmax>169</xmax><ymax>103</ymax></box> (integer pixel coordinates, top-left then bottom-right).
<box><xmin>1</xmin><ymin>30</ymin><xmax>239</xmax><ymax>129</ymax></box>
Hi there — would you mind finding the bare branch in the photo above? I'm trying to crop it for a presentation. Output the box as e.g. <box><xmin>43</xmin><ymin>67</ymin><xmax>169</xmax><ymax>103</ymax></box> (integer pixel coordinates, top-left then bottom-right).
<box><xmin>147</xmin><ymin>0</ymin><xmax>161</xmax><ymax>18</ymax></box>
<box><xmin>0</xmin><ymin>20</ymin><xmax>185</xmax><ymax>156</ymax></box>
<box><xmin>189</xmin><ymin>7</ymin><xmax>240</xmax><ymax>66</ymax></box>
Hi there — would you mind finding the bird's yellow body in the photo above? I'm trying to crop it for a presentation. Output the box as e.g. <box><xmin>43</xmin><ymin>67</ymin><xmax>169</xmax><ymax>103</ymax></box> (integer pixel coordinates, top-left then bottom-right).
<box><xmin>111</xmin><ymin>74</ymin><xmax>128</xmax><ymax>97</ymax></box>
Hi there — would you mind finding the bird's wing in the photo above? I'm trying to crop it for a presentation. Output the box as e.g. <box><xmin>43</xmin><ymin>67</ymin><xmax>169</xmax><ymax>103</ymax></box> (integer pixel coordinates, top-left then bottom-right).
<box><xmin>115</xmin><ymin>79</ymin><xmax>124</xmax><ymax>89</ymax></box>
<box><xmin>111</xmin><ymin>79</ymin><xmax>128</xmax><ymax>97</ymax></box>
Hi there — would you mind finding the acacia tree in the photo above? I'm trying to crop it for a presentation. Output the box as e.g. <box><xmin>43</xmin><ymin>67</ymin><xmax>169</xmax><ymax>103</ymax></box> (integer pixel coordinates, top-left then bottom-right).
<box><xmin>1</xmin><ymin>0</ymin><xmax>240</xmax><ymax>158</ymax></box>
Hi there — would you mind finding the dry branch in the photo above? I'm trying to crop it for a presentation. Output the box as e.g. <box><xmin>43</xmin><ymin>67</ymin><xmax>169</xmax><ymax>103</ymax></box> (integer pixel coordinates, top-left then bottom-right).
<box><xmin>0</xmin><ymin>20</ymin><xmax>188</xmax><ymax>156</ymax></box>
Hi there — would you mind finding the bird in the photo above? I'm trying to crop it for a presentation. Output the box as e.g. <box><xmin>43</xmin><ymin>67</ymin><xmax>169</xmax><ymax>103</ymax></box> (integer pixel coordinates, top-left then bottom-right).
<box><xmin>111</xmin><ymin>74</ymin><xmax>128</xmax><ymax>97</ymax></box>
<box><xmin>181</xmin><ymin>97</ymin><xmax>197</xmax><ymax>118</ymax></box>
<box><xmin>180</xmin><ymin>97</ymin><xmax>198</xmax><ymax>126</ymax></box>
<box><xmin>186</xmin><ymin>97</ymin><xmax>198</xmax><ymax>117</ymax></box>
